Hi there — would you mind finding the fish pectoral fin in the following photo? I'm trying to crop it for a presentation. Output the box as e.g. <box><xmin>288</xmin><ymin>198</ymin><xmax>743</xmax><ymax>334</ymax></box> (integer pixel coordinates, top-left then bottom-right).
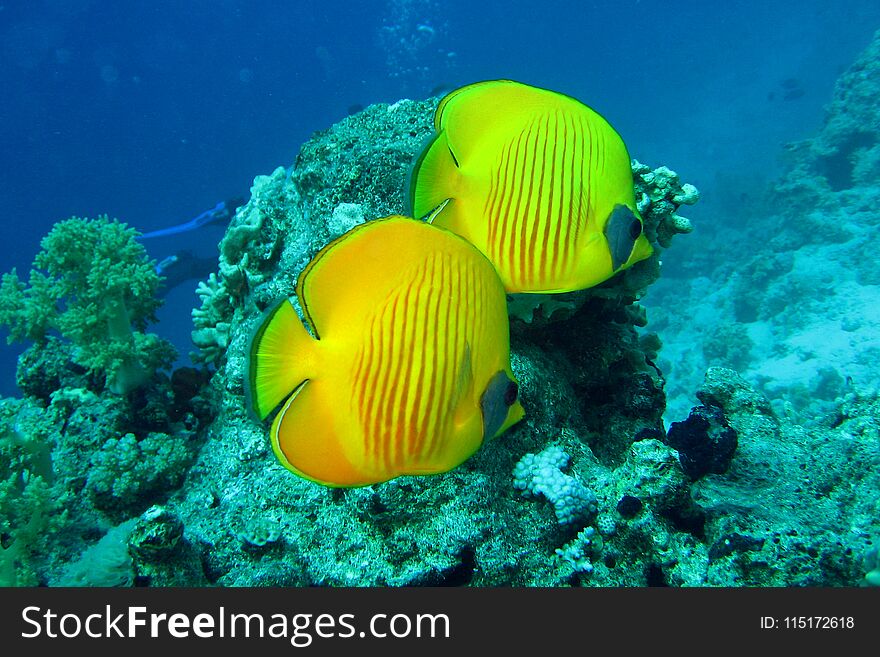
<box><xmin>453</xmin><ymin>340</ymin><xmax>474</xmax><ymax>403</ymax></box>
<box><xmin>604</xmin><ymin>204</ymin><xmax>643</xmax><ymax>271</ymax></box>
<box><xmin>270</xmin><ymin>380</ymin><xmax>368</xmax><ymax>487</ymax></box>
<box><xmin>410</xmin><ymin>131</ymin><xmax>461</xmax><ymax>219</ymax></box>
<box><xmin>499</xmin><ymin>400</ymin><xmax>525</xmax><ymax>435</ymax></box>
<box><xmin>424</xmin><ymin>198</ymin><xmax>452</xmax><ymax>225</ymax></box>
<box><xmin>480</xmin><ymin>370</ymin><xmax>523</xmax><ymax>439</ymax></box>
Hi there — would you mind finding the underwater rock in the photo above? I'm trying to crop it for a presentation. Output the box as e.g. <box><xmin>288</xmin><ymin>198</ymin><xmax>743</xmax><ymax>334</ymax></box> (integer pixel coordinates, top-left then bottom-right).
<box><xmin>686</xmin><ymin>368</ymin><xmax>875</xmax><ymax>585</ymax></box>
<box><xmin>708</xmin><ymin>533</ymin><xmax>765</xmax><ymax>562</ymax></box>
<box><xmin>696</xmin><ymin>367</ymin><xmax>778</xmax><ymax>440</ymax></box>
<box><xmin>664</xmin><ymin>404</ymin><xmax>737</xmax><ymax>480</ymax></box>
<box><xmin>616</xmin><ymin>494</ymin><xmax>643</xmax><ymax>519</ymax></box>
<box><xmin>327</xmin><ymin>202</ymin><xmax>366</xmax><ymax>238</ymax></box>
<box><xmin>807</xmin><ymin>28</ymin><xmax>880</xmax><ymax>192</ymax></box>
<box><xmin>53</xmin><ymin>519</ymin><xmax>137</xmax><ymax>587</ymax></box>
<box><xmin>128</xmin><ymin>505</ymin><xmax>207</xmax><ymax>586</ymax></box>
<box><xmin>775</xmin><ymin>28</ymin><xmax>880</xmax><ymax>201</ymax></box>
<box><xmin>701</xmin><ymin>323</ymin><xmax>754</xmax><ymax>371</ymax></box>
<box><xmin>168</xmin><ymin>94</ymin><xmax>697</xmax><ymax>587</ymax></box>
<box><xmin>863</xmin><ymin>542</ymin><xmax>880</xmax><ymax>586</ymax></box>
<box><xmin>15</xmin><ymin>337</ymin><xmax>89</xmax><ymax>403</ymax></box>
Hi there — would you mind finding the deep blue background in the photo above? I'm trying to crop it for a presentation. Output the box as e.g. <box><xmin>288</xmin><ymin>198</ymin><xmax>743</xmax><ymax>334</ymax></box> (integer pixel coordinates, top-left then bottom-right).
<box><xmin>2</xmin><ymin>0</ymin><xmax>880</xmax><ymax>395</ymax></box>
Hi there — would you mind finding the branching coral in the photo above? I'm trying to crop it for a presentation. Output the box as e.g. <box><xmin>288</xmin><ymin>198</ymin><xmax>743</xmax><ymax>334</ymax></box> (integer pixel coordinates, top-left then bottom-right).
<box><xmin>633</xmin><ymin>162</ymin><xmax>698</xmax><ymax>248</ymax></box>
<box><xmin>513</xmin><ymin>445</ymin><xmax>598</xmax><ymax>526</ymax></box>
<box><xmin>0</xmin><ymin>216</ymin><xmax>176</xmax><ymax>394</ymax></box>
<box><xmin>191</xmin><ymin>273</ymin><xmax>233</xmax><ymax>365</ymax></box>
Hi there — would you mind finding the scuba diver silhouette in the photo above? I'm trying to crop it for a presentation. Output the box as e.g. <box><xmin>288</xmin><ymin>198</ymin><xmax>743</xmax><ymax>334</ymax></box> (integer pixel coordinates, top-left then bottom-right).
<box><xmin>138</xmin><ymin>197</ymin><xmax>245</xmax><ymax>240</ymax></box>
<box><xmin>139</xmin><ymin>197</ymin><xmax>245</xmax><ymax>294</ymax></box>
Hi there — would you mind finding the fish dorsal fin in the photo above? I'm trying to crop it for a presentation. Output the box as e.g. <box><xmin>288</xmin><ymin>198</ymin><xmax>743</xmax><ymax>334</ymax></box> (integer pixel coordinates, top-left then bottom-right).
<box><xmin>296</xmin><ymin>216</ymin><xmax>416</xmax><ymax>335</ymax></box>
<box><xmin>436</xmin><ymin>80</ymin><xmax>575</xmax><ymax>168</ymax></box>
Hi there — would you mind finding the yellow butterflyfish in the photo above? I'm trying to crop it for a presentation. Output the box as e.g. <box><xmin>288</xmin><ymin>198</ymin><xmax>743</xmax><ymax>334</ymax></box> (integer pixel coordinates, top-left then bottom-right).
<box><xmin>248</xmin><ymin>216</ymin><xmax>524</xmax><ymax>487</ymax></box>
<box><xmin>410</xmin><ymin>79</ymin><xmax>653</xmax><ymax>294</ymax></box>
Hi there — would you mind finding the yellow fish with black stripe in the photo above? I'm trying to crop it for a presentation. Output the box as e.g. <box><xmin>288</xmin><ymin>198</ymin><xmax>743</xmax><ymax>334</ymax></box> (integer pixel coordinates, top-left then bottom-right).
<box><xmin>410</xmin><ymin>79</ymin><xmax>653</xmax><ymax>294</ymax></box>
<box><xmin>248</xmin><ymin>215</ymin><xmax>524</xmax><ymax>487</ymax></box>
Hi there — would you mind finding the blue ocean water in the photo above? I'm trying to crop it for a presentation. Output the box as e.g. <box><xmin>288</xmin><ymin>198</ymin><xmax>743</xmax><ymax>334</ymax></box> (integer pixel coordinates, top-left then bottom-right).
<box><xmin>2</xmin><ymin>0</ymin><xmax>879</xmax><ymax>396</ymax></box>
<box><xmin>3</xmin><ymin>0</ymin><xmax>880</xmax><ymax>592</ymax></box>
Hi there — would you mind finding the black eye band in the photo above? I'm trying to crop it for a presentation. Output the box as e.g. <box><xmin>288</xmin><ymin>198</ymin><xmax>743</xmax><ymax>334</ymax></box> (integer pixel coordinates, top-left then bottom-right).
<box><xmin>605</xmin><ymin>204</ymin><xmax>641</xmax><ymax>270</ymax></box>
<box><xmin>504</xmin><ymin>382</ymin><xmax>518</xmax><ymax>406</ymax></box>
<box><xmin>481</xmin><ymin>370</ymin><xmax>518</xmax><ymax>439</ymax></box>
<box><xmin>629</xmin><ymin>219</ymin><xmax>642</xmax><ymax>240</ymax></box>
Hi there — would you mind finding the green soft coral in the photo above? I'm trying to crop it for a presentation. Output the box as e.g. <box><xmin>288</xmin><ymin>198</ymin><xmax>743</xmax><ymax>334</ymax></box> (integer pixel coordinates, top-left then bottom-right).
<box><xmin>0</xmin><ymin>397</ymin><xmax>61</xmax><ymax>586</ymax></box>
<box><xmin>0</xmin><ymin>216</ymin><xmax>176</xmax><ymax>394</ymax></box>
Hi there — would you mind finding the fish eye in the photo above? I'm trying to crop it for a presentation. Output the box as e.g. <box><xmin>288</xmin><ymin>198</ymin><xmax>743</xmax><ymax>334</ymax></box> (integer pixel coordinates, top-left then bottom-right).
<box><xmin>629</xmin><ymin>219</ymin><xmax>642</xmax><ymax>240</ymax></box>
<box><xmin>504</xmin><ymin>381</ymin><xmax>518</xmax><ymax>406</ymax></box>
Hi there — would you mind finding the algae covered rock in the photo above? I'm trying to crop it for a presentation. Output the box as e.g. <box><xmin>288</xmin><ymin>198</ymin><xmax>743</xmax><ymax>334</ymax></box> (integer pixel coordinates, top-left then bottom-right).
<box><xmin>665</xmin><ymin>404</ymin><xmax>737</xmax><ymax>480</ymax></box>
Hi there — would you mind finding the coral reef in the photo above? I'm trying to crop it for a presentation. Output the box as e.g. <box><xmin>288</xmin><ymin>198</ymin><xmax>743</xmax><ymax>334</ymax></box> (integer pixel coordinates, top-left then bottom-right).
<box><xmin>2</xmin><ymin>49</ymin><xmax>878</xmax><ymax>586</ymax></box>
<box><xmin>0</xmin><ymin>398</ymin><xmax>62</xmax><ymax>586</ymax></box>
<box><xmin>689</xmin><ymin>368</ymin><xmax>877</xmax><ymax>585</ymax></box>
<box><xmin>0</xmin><ymin>217</ymin><xmax>211</xmax><ymax>585</ymax></box>
<box><xmin>778</xmin><ymin>27</ymin><xmax>880</xmax><ymax>199</ymax></box>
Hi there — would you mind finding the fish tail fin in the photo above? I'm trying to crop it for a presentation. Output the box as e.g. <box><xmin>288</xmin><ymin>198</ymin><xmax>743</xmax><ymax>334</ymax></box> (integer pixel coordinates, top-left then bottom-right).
<box><xmin>409</xmin><ymin>132</ymin><xmax>459</xmax><ymax>220</ymax></box>
<box><xmin>248</xmin><ymin>298</ymin><xmax>317</xmax><ymax>420</ymax></box>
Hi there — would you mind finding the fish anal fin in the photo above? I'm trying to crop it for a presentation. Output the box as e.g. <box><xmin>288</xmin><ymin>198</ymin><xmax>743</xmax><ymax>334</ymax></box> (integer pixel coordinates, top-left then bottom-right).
<box><xmin>499</xmin><ymin>400</ymin><xmax>525</xmax><ymax>435</ymax></box>
<box><xmin>271</xmin><ymin>380</ymin><xmax>371</xmax><ymax>487</ymax></box>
